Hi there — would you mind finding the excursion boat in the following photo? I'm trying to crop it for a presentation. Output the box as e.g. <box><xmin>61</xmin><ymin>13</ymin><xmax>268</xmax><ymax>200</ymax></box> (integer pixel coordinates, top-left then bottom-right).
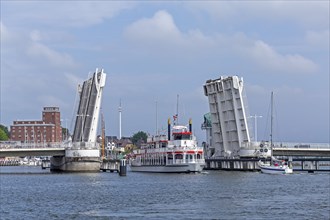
<box><xmin>130</xmin><ymin>119</ymin><xmax>205</xmax><ymax>173</ymax></box>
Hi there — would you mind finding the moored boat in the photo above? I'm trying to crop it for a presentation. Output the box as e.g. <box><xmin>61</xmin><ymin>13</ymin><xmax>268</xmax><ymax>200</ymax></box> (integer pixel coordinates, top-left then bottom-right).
<box><xmin>130</xmin><ymin>118</ymin><xmax>205</xmax><ymax>173</ymax></box>
<box><xmin>258</xmin><ymin>92</ymin><xmax>293</xmax><ymax>174</ymax></box>
<box><xmin>258</xmin><ymin>157</ymin><xmax>293</xmax><ymax>174</ymax></box>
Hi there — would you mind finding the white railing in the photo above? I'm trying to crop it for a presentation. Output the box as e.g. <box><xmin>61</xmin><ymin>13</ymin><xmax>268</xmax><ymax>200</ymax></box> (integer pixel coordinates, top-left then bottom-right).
<box><xmin>70</xmin><ymin>142</ymin><xmax>99</xmax><ymax>150</ymax></box>
<box><xmin>0</xmin><ymin>141</ymin><xmax>100</xmax><ymax>150</ymax></box>
<box><xmin>0</xmin><ymin>141</ymin><xmax>64</xmax><ymax>149</ymax></box>
<box><xmin>171</xmin><ymin>159</ymin><xmax>205</xmax><ymax>164</ymax></box>
<box><xmin>273</xmin><ymin>142</ymin><xmax>330</xmax><ymax>149</ymax></box>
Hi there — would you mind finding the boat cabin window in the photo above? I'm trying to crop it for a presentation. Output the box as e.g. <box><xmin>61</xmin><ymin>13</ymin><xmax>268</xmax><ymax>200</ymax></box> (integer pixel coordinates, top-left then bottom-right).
<box><xmin>175</xmin><ymin>154</ymin><xmax>183</xmax><ymax>159</ymax></box>
<box><xmin>173</xmin><ymin>133</ymin><xmax>191</xmax><ymax>140</ymax></box>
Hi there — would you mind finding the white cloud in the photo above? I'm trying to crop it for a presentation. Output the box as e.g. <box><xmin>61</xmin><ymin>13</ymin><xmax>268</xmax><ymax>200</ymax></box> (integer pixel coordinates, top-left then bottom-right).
<box><xmin>3</xmin><ymin>1</ymin><xmax>135</xmax><ymax>28</ymax></box>
<box><xmin>125</xmin><ymin>10</ymin><xmax>215</xmax><ymax>50</ymax></box>
<box><xmin>248</xmin><ymin>40</ymin><xmax>318</xmax><ymax>74</ymax></box>
<box><xmin>125</xmin><ymin>10</ymin><xmax>318</xmax><ymax>75</ymax></box>
<box><xmin>26</xmin><ymin>41</ymin><xmax>77</xmax><ymax>68</ymax></box>
<box><xmin>124</xmin><ymin>10</ymin><xmax>181</xmax><ymax>44</ymax></box>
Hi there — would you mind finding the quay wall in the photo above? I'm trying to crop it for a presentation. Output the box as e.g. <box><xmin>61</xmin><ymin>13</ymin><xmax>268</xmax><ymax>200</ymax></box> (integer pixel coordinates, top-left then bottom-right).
<box><xmin>205</xmin><ymin>158</ymin><xmax>330</xmax><ymax>172</ymax></box>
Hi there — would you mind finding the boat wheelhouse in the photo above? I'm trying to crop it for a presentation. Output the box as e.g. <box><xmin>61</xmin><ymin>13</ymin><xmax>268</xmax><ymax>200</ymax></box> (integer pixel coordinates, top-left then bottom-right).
<box><xmin>130</xmin><ymin>119</ymin><xmax>205</xmax><ymax>173</ymax></box>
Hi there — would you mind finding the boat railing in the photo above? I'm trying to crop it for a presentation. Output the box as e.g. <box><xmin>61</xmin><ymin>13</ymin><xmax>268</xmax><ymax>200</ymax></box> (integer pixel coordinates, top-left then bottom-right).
<box><xmin>169</xmin><ymin>159</ymin><xmax>205</xmax><ymax>164</ymax></box>
<box><xmin>188</xmin><ymin>159</ymin><xmax>205</xmax><ymax>164</ymax></box>
<box><xmin>175</xmin><ymin>159</ymin><xmax>184</xmax><ymax>164</ymax></box>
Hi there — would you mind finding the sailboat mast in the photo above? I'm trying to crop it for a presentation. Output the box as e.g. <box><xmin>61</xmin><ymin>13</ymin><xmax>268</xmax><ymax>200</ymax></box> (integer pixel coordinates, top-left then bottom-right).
<box><xmin>176</xmin><ymin>94</ymin><xmax>179</xmax><ymax>124</ymax></box>
<box><xmin>270</xmin><ymin>91</ymin><xmax>274</xmax><ymax>158</ymax></box>
<box><xmin>101</xmin><ymin>110</ymin><xmax>105</xmax><ymax>159</ymax></box>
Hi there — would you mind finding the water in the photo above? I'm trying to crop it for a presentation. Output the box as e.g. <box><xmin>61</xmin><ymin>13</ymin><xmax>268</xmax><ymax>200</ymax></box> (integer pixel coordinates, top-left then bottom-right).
<box><xmin>0</xmin><ymin>167</ymin><xmax>329</xmax><ymax>219</ymax></box>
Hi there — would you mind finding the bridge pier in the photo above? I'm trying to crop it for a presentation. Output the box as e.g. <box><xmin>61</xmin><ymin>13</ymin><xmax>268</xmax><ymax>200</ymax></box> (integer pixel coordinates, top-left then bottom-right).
<box><xmin>205</xmin><ymin>157</ymin><xmax>330</xmax><ymax>172</ymax></box>
<box><xmin>50</xmin><ymin>148</ymin><xmax>101</xmax><ymax>172</ymax></box>
<box><xmin>41</xmin><ymin>160</ymin><xmax>51</xmax><ymax>169</ymax></box>
<box><xmin>100</xmin><ymin>159</ymin><xmax>127</xmax><ymax>176</ymax></box>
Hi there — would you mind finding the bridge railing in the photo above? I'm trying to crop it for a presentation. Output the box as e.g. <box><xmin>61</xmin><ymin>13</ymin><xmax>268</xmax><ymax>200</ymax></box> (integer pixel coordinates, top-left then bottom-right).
<box><xmin>273</xmin><ymin>142</ymin><xmax>330</xmax><ymax>149</ymax></box>
<box><xmin>0</xmin><ymin>141</ymin><xmax>100</xmax><ymax>150</ymax></box>
<box><xmin>69</xmin><ymin>142</ymin><xmax>99</xmax><ymax>150</ymax></box>
<box><xmin>0</xmin><ymin>141</ymin><xmax>65</xmax><ymax>149</ymax></box>
<box><xmin>0</xmin><ymin>141</ymin><xmax>64</xmax><ymax>149</ymax></box>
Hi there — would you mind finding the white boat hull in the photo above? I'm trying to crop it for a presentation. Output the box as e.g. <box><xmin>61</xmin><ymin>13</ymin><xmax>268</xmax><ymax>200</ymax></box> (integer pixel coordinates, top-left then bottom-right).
<box><xmin>130</xmin><ymin>162</ymin><xmax>204</xmax><ymax>173</ymax></box>
<box><xmin>258</xmin><ymin>161</ymin><xmax>293</xmax><ymax>174</ymax></box>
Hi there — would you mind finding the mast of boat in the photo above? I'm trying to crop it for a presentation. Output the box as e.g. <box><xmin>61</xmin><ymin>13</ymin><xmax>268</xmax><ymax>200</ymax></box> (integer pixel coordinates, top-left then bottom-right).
<box><xmin>270</xmin><ymin>91</ymin><xmax>274</xmax><ymax>159</ymax></box>
<box><xmin>176</xmin><ymin>94</ymin><xmax>179</xmax><ymax>125</ymax></box>
<box><xmin>176</xmin><ymin>94</ymin><xmax>179</xmax><ymax>124</ymax></box>
<box><xmin>101</xmin><ymin>110</ymin><xmax>105</xmax><ymax>159</ymax></box>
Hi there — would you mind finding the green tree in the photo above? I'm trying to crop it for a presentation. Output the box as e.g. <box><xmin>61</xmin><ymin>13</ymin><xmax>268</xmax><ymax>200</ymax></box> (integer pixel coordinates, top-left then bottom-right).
<box><xmin>0</xmin><ymin>125</ymin><xmax>9</xmax><ymax>141</ymax></box>
<box><xmin>131</xmin><ymin>131</ymin><xmax>147</xmax><ymax>146</ymax></box>
<box><xmin>62</xmin><ymin>127</ymin><xmax>70</xmax><ymax>140</ymax></box>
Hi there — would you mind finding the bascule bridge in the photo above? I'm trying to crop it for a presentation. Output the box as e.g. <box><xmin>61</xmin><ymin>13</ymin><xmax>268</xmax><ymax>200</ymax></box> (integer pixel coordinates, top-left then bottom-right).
<box><xmin>50</xmin><ymin>68</ymin><xmax>106</xmax><ymax>171</ymax></box>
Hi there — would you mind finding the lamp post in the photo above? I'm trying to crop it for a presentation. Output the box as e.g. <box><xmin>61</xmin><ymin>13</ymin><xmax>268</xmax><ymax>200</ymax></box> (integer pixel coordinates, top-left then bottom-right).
<box><xmin>249</xmin><ymin>114</ymin><xmax>262</xmax><ymax>142</ymax></box>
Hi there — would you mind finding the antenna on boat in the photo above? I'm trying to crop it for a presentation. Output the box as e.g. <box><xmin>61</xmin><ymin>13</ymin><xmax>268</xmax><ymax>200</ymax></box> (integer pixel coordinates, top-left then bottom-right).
<box><xmin>156</xmin><ymin>101</ymin><xmax>158</xmax><ymax>136</ymax></box>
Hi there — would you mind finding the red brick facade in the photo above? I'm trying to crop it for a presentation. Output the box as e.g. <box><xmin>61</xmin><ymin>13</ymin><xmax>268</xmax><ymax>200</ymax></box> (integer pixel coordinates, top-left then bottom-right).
<box><xmin>10</xmin><ymin>107</ymin><xmax>62</xmax><ymax>144</ymax></box>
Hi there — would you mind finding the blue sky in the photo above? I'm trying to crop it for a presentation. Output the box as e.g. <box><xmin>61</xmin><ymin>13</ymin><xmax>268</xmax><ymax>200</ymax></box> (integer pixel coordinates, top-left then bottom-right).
<box><xmin>1</xmin><ymin>1</ymin><xmax>329</xmax><ymax>144</ymax></box>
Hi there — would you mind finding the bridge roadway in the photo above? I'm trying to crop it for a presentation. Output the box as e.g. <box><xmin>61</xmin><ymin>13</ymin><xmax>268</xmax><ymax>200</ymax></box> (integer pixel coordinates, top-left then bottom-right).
<box><xmin>0</xmin><ymin>146</ymin><xmax>329</xmax><ymax>158</ymax></box>
<box><xmin>272</xmin><ymin>147</ymin><xmax>330</xmax><ymax>157</ymax></box>
<box><xmin>0</xmin><ymin>147</ymin><xmax>65</xmax><ymax>157</ymax></box>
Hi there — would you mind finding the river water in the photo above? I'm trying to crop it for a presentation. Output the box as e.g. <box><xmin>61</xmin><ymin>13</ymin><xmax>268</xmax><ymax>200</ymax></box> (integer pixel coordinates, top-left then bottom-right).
<box><xmin>0</xmin><ymin>166</ymin><xmax>329</xmax><ymax>219</ymax></box>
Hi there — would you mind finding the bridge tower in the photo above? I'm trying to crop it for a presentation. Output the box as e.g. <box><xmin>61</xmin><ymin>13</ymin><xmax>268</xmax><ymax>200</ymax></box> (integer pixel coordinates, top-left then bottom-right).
<box><xmin>203</xmin><ymin>76</ymin><xmax>251</xmax><ymax>158</ymax></box>
<box><xmin>51</xmin><ymin>68</ymin><xmax>106</xmax><ymax>172</ymax></box>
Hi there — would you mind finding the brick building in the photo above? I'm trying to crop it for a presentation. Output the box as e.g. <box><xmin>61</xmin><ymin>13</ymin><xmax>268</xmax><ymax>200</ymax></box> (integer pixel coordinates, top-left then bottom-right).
<box><xmin>10</xmin><ymin>107</ymin><xmax>62</xmax><ymax>144</ymax></box>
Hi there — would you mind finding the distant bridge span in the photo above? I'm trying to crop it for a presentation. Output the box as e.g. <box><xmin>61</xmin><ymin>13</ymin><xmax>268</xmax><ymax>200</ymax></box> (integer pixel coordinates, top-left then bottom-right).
<box><xmin>0</xmin><ymin>148</ymin><xmax>65</xmax><ymax>157</ymax></box>
<box><xmin>273</xmin><ymin>147</ymin><xmax>330</xmax><ymax>157</ymax></box>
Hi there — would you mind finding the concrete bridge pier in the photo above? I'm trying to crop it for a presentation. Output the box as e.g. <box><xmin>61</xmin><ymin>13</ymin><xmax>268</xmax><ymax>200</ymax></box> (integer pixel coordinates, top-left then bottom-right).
<box><xmin>50</xmin><ymin>148</ymin><xmax>101</xmax><ymax>172</ymax></box>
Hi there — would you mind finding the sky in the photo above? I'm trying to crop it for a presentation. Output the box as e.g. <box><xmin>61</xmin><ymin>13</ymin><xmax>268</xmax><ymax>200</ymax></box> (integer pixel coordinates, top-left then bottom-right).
<box><xmin>0</xmin><ymin>1</ymin><xmax>329</xmax><ymax>144</ymax></box>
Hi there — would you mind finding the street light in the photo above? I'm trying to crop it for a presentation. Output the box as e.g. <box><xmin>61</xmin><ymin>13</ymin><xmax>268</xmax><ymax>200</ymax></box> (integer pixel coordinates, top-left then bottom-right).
<box><xmin>249</xmin><ymin>114</ymin><xmax>262</xmax><ymax>142</ymax></box>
